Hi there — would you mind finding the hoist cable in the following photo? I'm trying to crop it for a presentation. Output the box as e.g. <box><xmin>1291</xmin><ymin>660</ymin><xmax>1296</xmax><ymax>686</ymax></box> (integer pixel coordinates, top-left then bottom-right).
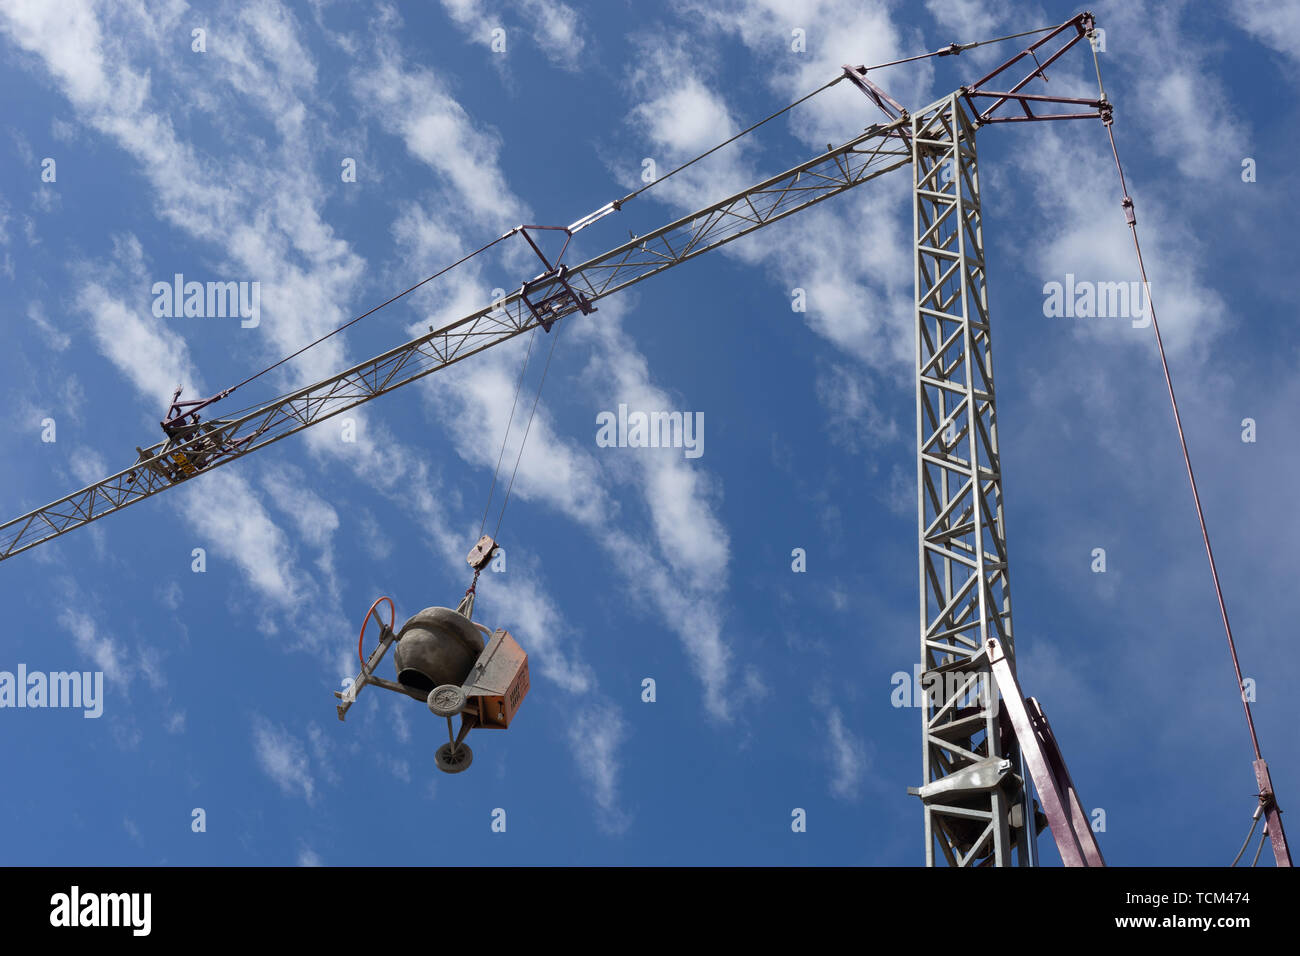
<box><xmin>479</xmin><ymin>327</ymin><xmax>539</xmax><ymax>538</ymax></box>
<box><xmin>492</xmin><ymin>316</ymin><xmax>564</xmax><ymax>542</ymax></box>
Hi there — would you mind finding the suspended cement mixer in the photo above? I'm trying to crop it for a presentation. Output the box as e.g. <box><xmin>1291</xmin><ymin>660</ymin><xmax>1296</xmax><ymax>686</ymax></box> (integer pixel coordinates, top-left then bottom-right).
<box><xmin>335</xmin><ymin>536</ymin><xmax>530</xmax><ymax>774</ymax></box>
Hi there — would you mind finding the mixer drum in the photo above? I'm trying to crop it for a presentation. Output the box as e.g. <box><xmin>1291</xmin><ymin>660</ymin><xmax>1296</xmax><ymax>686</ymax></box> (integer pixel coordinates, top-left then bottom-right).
<box><xmin>393</xmin><ymin>607</ymin><xmax>484</xmax><ymax>692</ymax></box>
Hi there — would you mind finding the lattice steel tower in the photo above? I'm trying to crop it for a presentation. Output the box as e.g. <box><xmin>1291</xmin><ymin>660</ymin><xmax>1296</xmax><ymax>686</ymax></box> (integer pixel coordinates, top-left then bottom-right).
<box><xmin>909</xmin><ymin>93</ymin><xmax>1032</xmax><ymax>866</ymax></box>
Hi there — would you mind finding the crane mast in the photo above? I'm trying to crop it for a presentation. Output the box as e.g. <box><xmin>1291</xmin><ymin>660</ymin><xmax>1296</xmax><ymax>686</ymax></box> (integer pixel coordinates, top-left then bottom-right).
<box><xmin>902</xmin><ymin>12</ymin><xmax>1116</xmax><ymax>867</ymax></box>
<box><xmin>911</xmin><ymin>92</ymin><xmax>1027</xmax><ymax>866</ymax></box>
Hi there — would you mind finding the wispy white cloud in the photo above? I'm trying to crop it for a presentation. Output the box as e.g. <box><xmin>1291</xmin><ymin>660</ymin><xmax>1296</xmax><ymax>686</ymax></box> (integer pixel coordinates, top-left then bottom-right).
<box><xmin>175</xmin><ymin>470</ymin><xmax>308</xmax><ymax>615</ymax></box>
<box><xmin>620</xmin><ymin>6</ymin><xmax>920</xmax><ymax>442</ymax></box>
<box><xmin>298</xmin><ymin>846</ymin><xmax>323</xmax><ymax>866</ymax></box>
<box><xmin>73</xmin><ymin>235</ymin><xmax>198</xmax><ymax>405</ymax></box>
<box><xmin>27</xmin><ymin>301</ymin><xmax>71</xmax><ymax>351</ymax></box>
<box><xmin>57</xmin><ymin>606</ymin><xmax>129</xmax><ymax>685</ymax></box>
<box><xmin>352</xmin><ymin>51</ymin><xmax>520</xmax><ymax>226</ymax></box>
<box><xmin>376</xmin><ymin>751</ymin><xmax>411</xmax><ymax>783</ymax></box>
<box><xmin>53</xmin><ymin>578</ymin><xmax>186</xmax><ymax>702</ymax></box>
<box><xmin>824</xmin><ymin>704</ymin><xmax>868</xmax><ymax>800</ymax></box>
<box><xmin>0</xmin><ymin>197</ymin><xmax>14</xmax><ymax>278</ymax></box>
<box><xmin>263</xmin><ymin>472</ymin><xmax>341</xmax><ymax>549</ymax></box>
<box><xmin>513</xmin><ymin>0</ymin><xmax>585</xmax><ymax>69</ymax></box>
<box><xmin>568</xmin><ymin>703</ymin><xmax>631</xmax><ymax>834</ymax></box>
<box><xmin>263</xmin><ymin>463</ymin><xmax>345</xmax><ymax>617</ymax></box>
<box><xmin>674</xmin><ymin>0</ymin><xmax>931</xmax><ymax>140</ymax></box>
<box><xmin>1014</xmin><ymin>123</ymin><xmax>1228</xmax><ymax>362</ymax></box>
<box><xmin>252</xmin><ymin>716</ymin><xmax>317</xmax><ymax>802</ymax></box>
<box><xmin>1228</xmin><ymin>0</ymin><xmax>1300</xmax><ymax>64</ymax></box>
<box><xmin>439</xmin><ymin>0</ymin><xmax>586</xmax><ymax>70</ymax></box>
<box><xmin>357</xmin><ymin>509</ymin><xmax>393</xmax><ymax>560</ymax></box>
<box><xmin>1099</xmin><ymin>0</ymin><xmax>1245</xmax><ymax>182</ymax></box>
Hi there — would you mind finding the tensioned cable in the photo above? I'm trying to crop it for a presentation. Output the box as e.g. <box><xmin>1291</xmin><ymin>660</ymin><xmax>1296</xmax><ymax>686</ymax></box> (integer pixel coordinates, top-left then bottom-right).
<box><xmin>223</xmin><ymin>230</ymin><xmax>517</xmax><ymax>396</ymax></box>
<box><xmin>1098</xmin><ymin>75</ymin><xmax>1262</xmax><ymax>763</ymax></box>
<box><xmin>618</xmin><ymin>24</ymin><xmax>1060</xmax><ymax>209</ymax></box>
<box><xmin>855</xmin><ymin>23</ymin><xmax>1060</xmax><ymax>71</ymax></box>
<box><xmin>1091</xmin><ymin>49</ymin><xmax>1275</xmax><ymax>795</ymax></box>
<box><xmin>492</xmin><ymin>315</ymin><xmax>564</xmax><ymax>542</ymax></box>
<box><xmin>617</xmin><ymin>76</ymin><xmax>841</xmax><ymax>205</ymax></box>
<box><xmin>479</xmin><ymin>326</ymin><xmax>539</xmax><ymax>538</ymax></box>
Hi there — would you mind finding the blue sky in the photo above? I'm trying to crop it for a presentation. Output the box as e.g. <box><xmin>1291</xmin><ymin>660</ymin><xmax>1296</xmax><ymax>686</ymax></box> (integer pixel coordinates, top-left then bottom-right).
<box><xmin>0</xmin><ymin>0</ymin><xmax>1296</xmax><ymax>866</ymax></box>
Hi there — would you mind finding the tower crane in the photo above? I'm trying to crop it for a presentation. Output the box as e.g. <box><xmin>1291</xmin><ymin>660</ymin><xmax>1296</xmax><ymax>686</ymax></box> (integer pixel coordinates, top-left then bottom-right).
<box><xmin>0</xmin><ymin>11</ymin><xmax>1288</xmax><ymax>866</ymax></box>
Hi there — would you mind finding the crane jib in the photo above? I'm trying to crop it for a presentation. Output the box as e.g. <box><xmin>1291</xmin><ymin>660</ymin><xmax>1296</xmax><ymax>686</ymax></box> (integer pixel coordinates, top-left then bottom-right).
<box><xmin>0</xmin><ymin>119</ymin><xmax>912</xmax><ymax>563</ymax></box>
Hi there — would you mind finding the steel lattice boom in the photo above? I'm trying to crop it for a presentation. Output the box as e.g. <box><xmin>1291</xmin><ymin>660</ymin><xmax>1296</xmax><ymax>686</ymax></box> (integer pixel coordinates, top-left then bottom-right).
<box><xmin>0</xmin><ymin>120</ymin><xmax>911</xmax><ymax>562</ymax></box>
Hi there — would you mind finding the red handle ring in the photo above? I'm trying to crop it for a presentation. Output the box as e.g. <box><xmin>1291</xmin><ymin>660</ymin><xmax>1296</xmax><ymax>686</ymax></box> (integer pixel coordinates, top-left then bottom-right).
<box><xmin>358</xmin><ymin>596</ymin><xmax>396</xmax><ymax>667</ymax></box>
